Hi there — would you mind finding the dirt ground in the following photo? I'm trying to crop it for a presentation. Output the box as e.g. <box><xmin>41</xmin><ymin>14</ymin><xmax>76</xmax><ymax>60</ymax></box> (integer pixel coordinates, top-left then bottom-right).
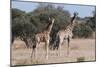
<box><xmin>11</xmin><ymin>39</ymin><xmax>96</xmax><ymax>66</ymax></box>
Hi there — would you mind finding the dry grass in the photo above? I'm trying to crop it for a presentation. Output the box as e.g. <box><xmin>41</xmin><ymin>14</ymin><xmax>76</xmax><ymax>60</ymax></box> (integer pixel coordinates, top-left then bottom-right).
<box><xmin>11</xmin><ymin>39</ymin><xmax>96</xmax><ymax>66</ymax></box>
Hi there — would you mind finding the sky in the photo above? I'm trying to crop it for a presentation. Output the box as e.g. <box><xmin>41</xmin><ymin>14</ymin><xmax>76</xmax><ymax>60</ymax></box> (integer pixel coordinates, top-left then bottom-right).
<box><xmin>12</xmin><ymin>1</ymin><xmax>95</xmax><ymax>18</ymax></box>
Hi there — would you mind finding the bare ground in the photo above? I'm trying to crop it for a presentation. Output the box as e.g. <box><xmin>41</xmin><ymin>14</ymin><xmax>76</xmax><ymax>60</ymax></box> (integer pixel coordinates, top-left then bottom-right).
<box><xmin>11</xmin><ymin>39</ymin><xmax>96</xmax><ymax>66</ymax></box>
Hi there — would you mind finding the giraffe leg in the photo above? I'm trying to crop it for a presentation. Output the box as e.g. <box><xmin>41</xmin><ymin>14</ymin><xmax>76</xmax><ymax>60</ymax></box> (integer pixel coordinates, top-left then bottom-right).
<box><xmin>32</xmin><ymin>40</ymin><xmax>38</xmax><ymax>60</ymax></box>
<box><xmin>58</xmin><ymin>40</ymin><xmax>62</xmax><ymax>56</ymax></box>
<box><xmin>30</xmin><ymin>44</ymin><xmax>37</xmax><ymax>61</ymax></box>
<box><xmin>67</xmin><ymin>37</ymin><xmax>70</xmax><ymax>56</ymax></box>
<box><xmin>31</xmin><ymin>48</ymin><xmax>34</xmax><ymax>62</ymax></box>
<box><xmin>46</xmin><ymin>40</ymin><xmax>49</xmax><ymax>60</ymax></box>
<box><xmin>58</xmin><ymin>43</ymin><xmax>61</xmax><ymax>56</ymax></box>
<box><xmin>35</xmin><ymin>41</ymin><xmax>39</xmax><ymax>59</ymax></box>
<box><xmin>34</xmin><ymin>47</ymin><xmax>37</xmax><ymax>59</ymax></box>
<box><xmin>55</xmin><ymin>35</ymin><xmax>61</xmax><ymax>56</ymax></box>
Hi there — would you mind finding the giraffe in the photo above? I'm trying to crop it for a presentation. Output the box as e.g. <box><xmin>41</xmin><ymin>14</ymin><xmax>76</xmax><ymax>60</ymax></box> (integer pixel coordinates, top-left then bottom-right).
<box><xmin>31</xmin><ymin>17</ymin><xmax>55</xmax><ymax>60</ymax></box>
<box><xmin>54</xmin><ymin>12</ymin><xmax>78</xmax><ymax>56</ymax></box>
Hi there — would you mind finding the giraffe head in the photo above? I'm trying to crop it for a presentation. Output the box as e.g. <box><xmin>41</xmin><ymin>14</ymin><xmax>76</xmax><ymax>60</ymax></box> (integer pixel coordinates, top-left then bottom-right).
<box><xmin>45</xmin><ymin>17</ymin><xmax>55</xmax><ymax>32</ymax></box>
<box><xmin>70</xmin><ymin>12</ymin><xmax>78</xmax><ymax>28</ymax></box>
<box><xmin>49</xmin><ymin>17</ymin><xmax>55</xmax><ymax>24</ymax></box>
<box><xmin>73</xmin><ymin>12</ymin><xmax>78</xmax><ymax>17</ymax></box>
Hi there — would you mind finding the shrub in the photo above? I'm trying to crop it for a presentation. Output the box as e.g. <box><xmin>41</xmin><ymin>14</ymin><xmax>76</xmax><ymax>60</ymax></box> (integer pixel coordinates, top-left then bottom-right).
<box><xmin>73</xmin><ymin>23</ymin><xmax>93</xmax><ymax>38</ymax></box>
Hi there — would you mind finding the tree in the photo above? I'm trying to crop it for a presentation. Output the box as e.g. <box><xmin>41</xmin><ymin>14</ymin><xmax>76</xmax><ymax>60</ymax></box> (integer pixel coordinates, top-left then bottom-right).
<box><xmin>12</xmin><ymin>8</ymin><xmax>37</xmax><ymax>47</ymax></box>
<box><xmin>28</xmin><ymin>4</ymin><xmax>71</xmax><ymax>33</ymax></box>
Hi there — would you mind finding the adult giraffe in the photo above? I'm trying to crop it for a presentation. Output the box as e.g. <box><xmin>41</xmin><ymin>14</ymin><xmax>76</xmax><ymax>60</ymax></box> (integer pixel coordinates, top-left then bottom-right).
<box><xmin>31</xmin><ymin>17</ymin><xmax>55</xmax><ymax>60</ymax></box>
<box><xmin>54</xmin><ymin>12</ymin><xmax>78</xmax><ymax>56</ymax></box>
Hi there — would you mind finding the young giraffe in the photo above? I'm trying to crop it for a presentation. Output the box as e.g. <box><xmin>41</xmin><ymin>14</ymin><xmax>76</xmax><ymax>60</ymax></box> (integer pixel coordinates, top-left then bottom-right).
<box><xmin>54</xmin><ymin>12</ymin><xmax>78</xmax><ymax>56</ymax></box>
<box><xmin>31</xmin><ymin>17</ymin><xmax>55</xmax><ymax>60</ymax></box>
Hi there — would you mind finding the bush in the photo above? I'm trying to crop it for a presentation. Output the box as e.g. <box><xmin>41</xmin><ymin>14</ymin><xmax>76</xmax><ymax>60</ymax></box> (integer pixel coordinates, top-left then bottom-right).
<box><xmin>73</xmin><ymin>23</ymin><xmax>93</xmax><ymax>38</ymax></box>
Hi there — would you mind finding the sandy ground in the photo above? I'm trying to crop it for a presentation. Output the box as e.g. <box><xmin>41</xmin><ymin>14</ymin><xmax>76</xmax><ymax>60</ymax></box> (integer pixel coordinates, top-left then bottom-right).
<box><xmin>11</xmin><ymin>39</ymin><xmax>96</xmax><ymax>66</ymax></box>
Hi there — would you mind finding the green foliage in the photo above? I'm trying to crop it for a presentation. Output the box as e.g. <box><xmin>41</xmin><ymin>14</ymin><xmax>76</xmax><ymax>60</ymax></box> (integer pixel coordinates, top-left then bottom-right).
<box><xmin>86</xmin><ymin>17</ymin><xmax>96</xmax><ymax>31</ymax></box>
<box><xmin>27</xmin><ymin>4</ymin><xmax>71</xmax><ymax>34</ymax></box>
<box><xmin>12</xmin><ymin>9</ymin><xmax>36</xmax><ymax>37</ymax></box>
<box><xmin>73</xmin><ymin>23</ymin><xmax>93</xmax><ymax>38</ymax></box>
<box><xmin>85</xmin><ymin>11</ymin><xmax>96</xmax><ymax>31</ymax></box>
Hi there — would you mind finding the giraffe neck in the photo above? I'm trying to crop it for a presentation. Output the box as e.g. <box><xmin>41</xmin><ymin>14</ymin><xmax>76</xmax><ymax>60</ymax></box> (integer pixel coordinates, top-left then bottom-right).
<box><xmin>65</xmin><ymin>20</ymin><xmax>76</xmax><ymax>31</ymax></box>
<box><xmin>45</xmin><ymin>22</ymin><xmax>54</xmax><ymax>34</ymax></box>
<box><xmin>65</xmin><ymin>24</ymin><xmax>74</xmax><ymax>32</ymax></box>
<box><xmin>65</xmin><ymin>14</ymin><xmax>77</xmax><ymax>31</ymax></box>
